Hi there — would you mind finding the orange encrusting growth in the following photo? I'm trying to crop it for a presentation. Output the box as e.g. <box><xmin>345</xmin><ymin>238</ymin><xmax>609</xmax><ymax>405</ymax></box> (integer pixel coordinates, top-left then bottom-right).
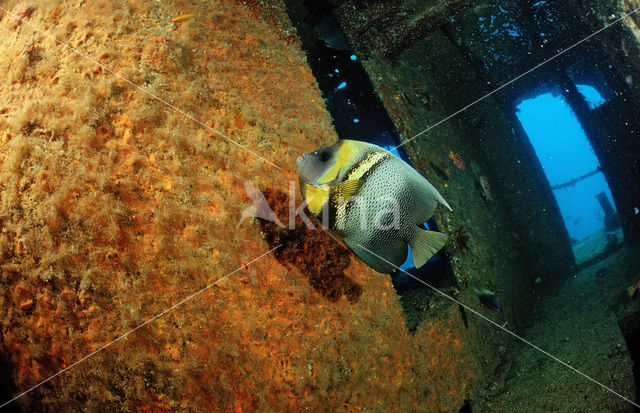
<box><xmin>0</xmin><ymin>0</ymin><xmax>477</xmax><ymax>411</ymax></box>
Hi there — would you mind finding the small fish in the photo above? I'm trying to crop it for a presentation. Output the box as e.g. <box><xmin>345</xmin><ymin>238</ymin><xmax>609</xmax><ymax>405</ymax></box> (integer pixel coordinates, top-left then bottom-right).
<box><xmin>479</xmin><ymin>175</ymin><xmax>494</xmax><ymax>202</ymax></box>
<box><xmin>474</xmin><ymin>287</ymin><xmax>501</xmax><ymax>311</ymax></box>
<box><xmin>629</xmin><ymin>272</ymin><xmax>640</xmax><ymax>298</ymax></box>
<box><xmin>448</xmin><ymin>151</ymin><xmax>465</xmax><ymax>171</ymax></box>
<box><xmin>171</xmin><ymin>13</ymin><xmax>198</xmax><ymax>24</ymax></box>
<box><xmin>313</xmin><ymin>16</ymin><xmax>350</xmax><ymax>51</ymax></box>
<box><xmin>297</xmin><ymin>140</ymin><xmax>452</xmax><ymax>273</ymax></box>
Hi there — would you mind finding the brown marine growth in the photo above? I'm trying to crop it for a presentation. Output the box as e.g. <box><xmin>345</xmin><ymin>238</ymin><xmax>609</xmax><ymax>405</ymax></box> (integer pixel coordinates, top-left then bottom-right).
<box><xmin>258</xmin><ymin>188</ymin><xmax>362</xmax><ymax>303</ymax></box>
<box><xmin>449</xmin><ymin>228</ymin><xmax>471</xmax><ymax>254</ymax></box>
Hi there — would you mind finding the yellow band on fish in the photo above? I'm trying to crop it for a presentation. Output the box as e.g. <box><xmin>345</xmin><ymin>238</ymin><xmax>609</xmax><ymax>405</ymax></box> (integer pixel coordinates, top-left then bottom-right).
<box><xmin>334</xmin><ymin>150</ymin><xmax>388</xmax><ymax>230</ymax></box>
<box><xmin>346</xmin><ymin>150</ymin><xmax>388</xmax><ymax>181</ymax></box>
<box><xmin>304</xmin><ymin>183</ymin><xmax>330</xmax><ymax>215</ymax></box>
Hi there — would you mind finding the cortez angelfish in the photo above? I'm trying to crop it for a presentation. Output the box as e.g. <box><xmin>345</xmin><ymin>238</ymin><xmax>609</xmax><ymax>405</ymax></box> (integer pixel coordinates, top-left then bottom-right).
<box><xmin>297</xmin><ymin>139</ymin><xmax>452</xmax><ymax>273</ymax></box>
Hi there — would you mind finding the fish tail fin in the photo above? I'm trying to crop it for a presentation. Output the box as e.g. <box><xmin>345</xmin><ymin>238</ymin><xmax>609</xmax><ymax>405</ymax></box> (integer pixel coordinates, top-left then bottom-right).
<box><xmin>409</xmin><ymin>229</ymin><xmax>448</xmax><ymax>268</ymax></box>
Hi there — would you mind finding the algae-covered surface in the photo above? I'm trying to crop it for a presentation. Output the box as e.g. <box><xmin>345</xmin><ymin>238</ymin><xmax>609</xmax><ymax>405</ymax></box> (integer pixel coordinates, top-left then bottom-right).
<box><xmin>0</xmin><ymin>0</ymin><xmax>477</xmax><ymax>411</ymax></box>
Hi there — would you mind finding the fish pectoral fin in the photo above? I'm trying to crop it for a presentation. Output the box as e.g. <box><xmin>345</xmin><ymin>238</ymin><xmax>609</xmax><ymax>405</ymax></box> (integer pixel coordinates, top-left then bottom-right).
<box><xmin>409</xmin><ymin>229</ymin><xmax>448</xmax><ymax>268</ymax></box>
<box><xmin>331</xmin><ymin>179</ymin><xmax>363</xmax><ymax>204</ymax></box>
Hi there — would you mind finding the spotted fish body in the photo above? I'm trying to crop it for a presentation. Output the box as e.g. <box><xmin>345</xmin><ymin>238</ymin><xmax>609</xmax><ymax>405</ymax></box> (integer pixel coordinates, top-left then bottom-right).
<box><xmin>297</xmin><ymin>139</ymin><xmax>452</xmax><ymax>273</ymax></box>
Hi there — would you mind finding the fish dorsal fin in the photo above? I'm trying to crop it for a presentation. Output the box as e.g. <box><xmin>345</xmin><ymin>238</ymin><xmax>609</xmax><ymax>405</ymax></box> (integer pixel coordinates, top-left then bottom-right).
<box><xmin>331</xmin><ymin>179</ymin><xmax>363</xmax><ymax>204</ymax></box>
<box><xmin>409</xmin><ymin>229</ymin><xmax>448</xmax><ymax>268</ymax></box>
<box><xmin>405</xmin><ymin>168</ymin><xmax>452</xmax><ymax>223</ymax></box>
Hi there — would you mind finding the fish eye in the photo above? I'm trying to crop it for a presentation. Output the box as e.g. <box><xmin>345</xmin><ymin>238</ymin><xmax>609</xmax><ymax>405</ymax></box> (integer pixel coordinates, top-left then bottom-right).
<box><xmin>318</xmin><ymin>150</ymin><xmax>330</xmax><ymax>162</ymax></box>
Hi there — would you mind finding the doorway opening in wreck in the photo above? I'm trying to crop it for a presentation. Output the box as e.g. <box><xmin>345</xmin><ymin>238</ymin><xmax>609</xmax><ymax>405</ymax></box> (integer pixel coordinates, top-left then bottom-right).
<box><xmin>515</xmin><ymin>85</ymin><xmax>621</xmax><ymax>265</ymax></box>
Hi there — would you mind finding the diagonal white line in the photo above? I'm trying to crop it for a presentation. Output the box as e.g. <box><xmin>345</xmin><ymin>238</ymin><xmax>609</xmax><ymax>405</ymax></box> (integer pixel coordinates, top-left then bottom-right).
<box><xmin>0</xmin><ymin>5</ymin><xmax>282</xmax><ymax>170</ymax></box>
<box><xmin>391</xmin><ymin>5</ymin><xmax>640</xmax><ymax>152</ymax></box>
<box><xmin>356</xmin><ymin>243</ymin><xmax>640</xmax><ymax>409</ymax></box>
<box><xmin>0</xmin><ymin>245</ymin><xmax>282</xmax><ymax>409</ymax></box>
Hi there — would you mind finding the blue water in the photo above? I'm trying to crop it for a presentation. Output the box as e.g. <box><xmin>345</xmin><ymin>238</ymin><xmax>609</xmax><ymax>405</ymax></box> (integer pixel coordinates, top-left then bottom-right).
<box><xmin>576</xmin><ymin>84</ymin><xmax>606</xmax><ymax>109</ymax></box>
<box><xmin>516</xmin><ymin>89</ymin><xmax>614</xmax><ymax>240</ymax></box>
